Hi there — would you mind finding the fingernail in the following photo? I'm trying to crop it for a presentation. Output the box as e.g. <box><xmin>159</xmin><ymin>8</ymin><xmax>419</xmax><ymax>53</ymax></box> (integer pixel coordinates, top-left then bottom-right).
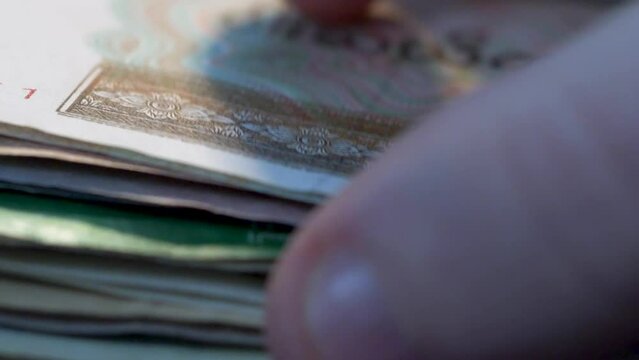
<box><xmin>306</xmin><ymin>251</ymin><xmax>414</xmax><ymax>360</ymax></box>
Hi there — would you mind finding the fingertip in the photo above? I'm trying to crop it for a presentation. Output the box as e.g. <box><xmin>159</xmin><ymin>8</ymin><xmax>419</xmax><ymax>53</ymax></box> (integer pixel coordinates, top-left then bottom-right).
<box><xmin>290</xmin><ymin>0</ymin><xmax>373</xmax><ymax>24</ymax></box>
<box><xmin>266</xmin><ymin>224</ymin><xmax>329</xmax><ymax>359</ymax></box>
<box><xmin>267</xmin><ymin>206</ymin><xmax>416</xmax><ymax>360</ymax></box>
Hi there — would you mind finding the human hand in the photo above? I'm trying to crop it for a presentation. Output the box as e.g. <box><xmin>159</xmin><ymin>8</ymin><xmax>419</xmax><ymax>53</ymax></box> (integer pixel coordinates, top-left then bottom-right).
<box><xmin>268</xmin><ymin>1</ymin><xmax>639</xmax><ymax>359</ymax></box>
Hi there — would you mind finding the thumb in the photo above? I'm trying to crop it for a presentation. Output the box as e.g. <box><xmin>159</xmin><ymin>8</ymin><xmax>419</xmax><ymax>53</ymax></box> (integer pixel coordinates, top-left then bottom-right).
<box><xmin>267</xmin><ymin>3</ymin><xmax>639</xmax><ymax>360</ymax></box>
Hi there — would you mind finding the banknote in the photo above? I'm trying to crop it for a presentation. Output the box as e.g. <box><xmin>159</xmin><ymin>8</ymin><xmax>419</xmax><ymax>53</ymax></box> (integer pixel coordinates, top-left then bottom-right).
<box><xmin>0</xmin><ymin>155</ymin><xmax>310</xmax><ymax>225</ymax></box>
<box><xmin>0</xmin><ymin>134</ymin><xmax>165</xmax><ymax>174</ymax></box>
<box><xmin>0</xmin><ymin>191</ymin><xmax>288</xmax><ymax>262</ymax></box>
<box><xmin>0</xmin><ymin>0</ymin><xmax>471</xmax><ymax>203</ymax></box>
<box><xmin>0</xmin><ymin>310</ymin><xmax>263</xmax><ymax>348</ymax></box>
<box><xmin>0</xmin><ymin>246</ymin><xmax>266</xmax><ymax>306</ymax></box>
<box><xmin>0</xmin><ymin>326</ymin><xmax>267</xmax><ymax>360</ymax></box>
<box><xmin>0</xmin><ymin>276</ymin><xmax>263</xmax><ymax>329</ymax></box>
<box><xmin>0</xmin><ymin>135</ymin><xmax>310</xmax><ymax>224</ymax></box>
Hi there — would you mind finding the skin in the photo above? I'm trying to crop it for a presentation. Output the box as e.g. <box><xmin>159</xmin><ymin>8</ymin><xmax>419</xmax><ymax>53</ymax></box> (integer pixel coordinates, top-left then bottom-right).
<box><xmin>269</xmin><ymin>1</ymin><xmax>639</xmax><ymax>359</ymax></box>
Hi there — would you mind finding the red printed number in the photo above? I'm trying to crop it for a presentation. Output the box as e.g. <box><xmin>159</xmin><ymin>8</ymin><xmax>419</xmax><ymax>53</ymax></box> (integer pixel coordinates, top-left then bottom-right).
<box><xmin>0</xmin><ymin>83</ymin><xmax>38</xmax><ymax>100</ymax></box>
<box><xmin>22</xmin><ymin>88</ymin><xmax>37</xmax><ymax>100</ymax></box>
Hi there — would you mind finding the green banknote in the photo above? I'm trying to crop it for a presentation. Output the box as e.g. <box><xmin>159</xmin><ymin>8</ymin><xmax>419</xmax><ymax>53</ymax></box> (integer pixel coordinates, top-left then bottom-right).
<box><xmin>0</xmin><ymin>191</ymin><xmax>289</xmax><ymax>262</ymax></box>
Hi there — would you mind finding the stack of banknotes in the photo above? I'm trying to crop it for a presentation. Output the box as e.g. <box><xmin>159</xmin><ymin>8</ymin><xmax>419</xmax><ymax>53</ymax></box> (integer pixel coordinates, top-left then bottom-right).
<box><xmin>0</xmin><ymin>0</ymin><xmax>618</xmax><ymax>358</ymax></box>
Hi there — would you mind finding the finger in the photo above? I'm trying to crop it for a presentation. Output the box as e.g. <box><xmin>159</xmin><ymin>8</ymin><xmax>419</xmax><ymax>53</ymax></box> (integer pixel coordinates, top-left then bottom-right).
<box><xmin>290</xmin><ymin>0</ymin><xmax>374</xmax><ymax>24</ymax></box>
<box><xmin>267</xmin><ymin>3</ymin><xmax>639</xmax><ymax>360</ymax></box>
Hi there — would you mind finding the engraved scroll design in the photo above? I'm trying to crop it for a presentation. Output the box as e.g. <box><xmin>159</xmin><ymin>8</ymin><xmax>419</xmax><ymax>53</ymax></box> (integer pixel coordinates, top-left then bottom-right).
<box><xmin>62</xmin><ymin>65</ymin><xmax>401</xmax><ymax>175</ymax></box>
<box><xmin>84</xmin><ymin>90</ymin><xmax>380</xmax><ymax>159</ymax></box>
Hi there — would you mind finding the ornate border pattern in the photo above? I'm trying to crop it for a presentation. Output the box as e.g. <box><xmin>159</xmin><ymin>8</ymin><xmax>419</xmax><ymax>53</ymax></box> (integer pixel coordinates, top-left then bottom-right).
<box><xmin>58</xmin><ymin>63</ymin><xmax>405</xmax><ymax>175</ymax></box>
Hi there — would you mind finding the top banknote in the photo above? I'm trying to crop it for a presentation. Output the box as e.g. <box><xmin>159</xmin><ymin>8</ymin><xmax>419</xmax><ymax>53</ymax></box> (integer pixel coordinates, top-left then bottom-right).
<box><xmin>0</xmin><ymin>0</ymin><xmax>603</xmax><ymax>202</ymax></box>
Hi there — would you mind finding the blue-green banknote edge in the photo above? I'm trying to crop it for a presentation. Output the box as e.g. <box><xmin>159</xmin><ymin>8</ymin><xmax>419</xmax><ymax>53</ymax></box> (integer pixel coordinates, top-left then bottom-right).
<box><xmin>0</xmin><ymin>191</ymin><xmax>288</xmax><ymax>262</ymax></box>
